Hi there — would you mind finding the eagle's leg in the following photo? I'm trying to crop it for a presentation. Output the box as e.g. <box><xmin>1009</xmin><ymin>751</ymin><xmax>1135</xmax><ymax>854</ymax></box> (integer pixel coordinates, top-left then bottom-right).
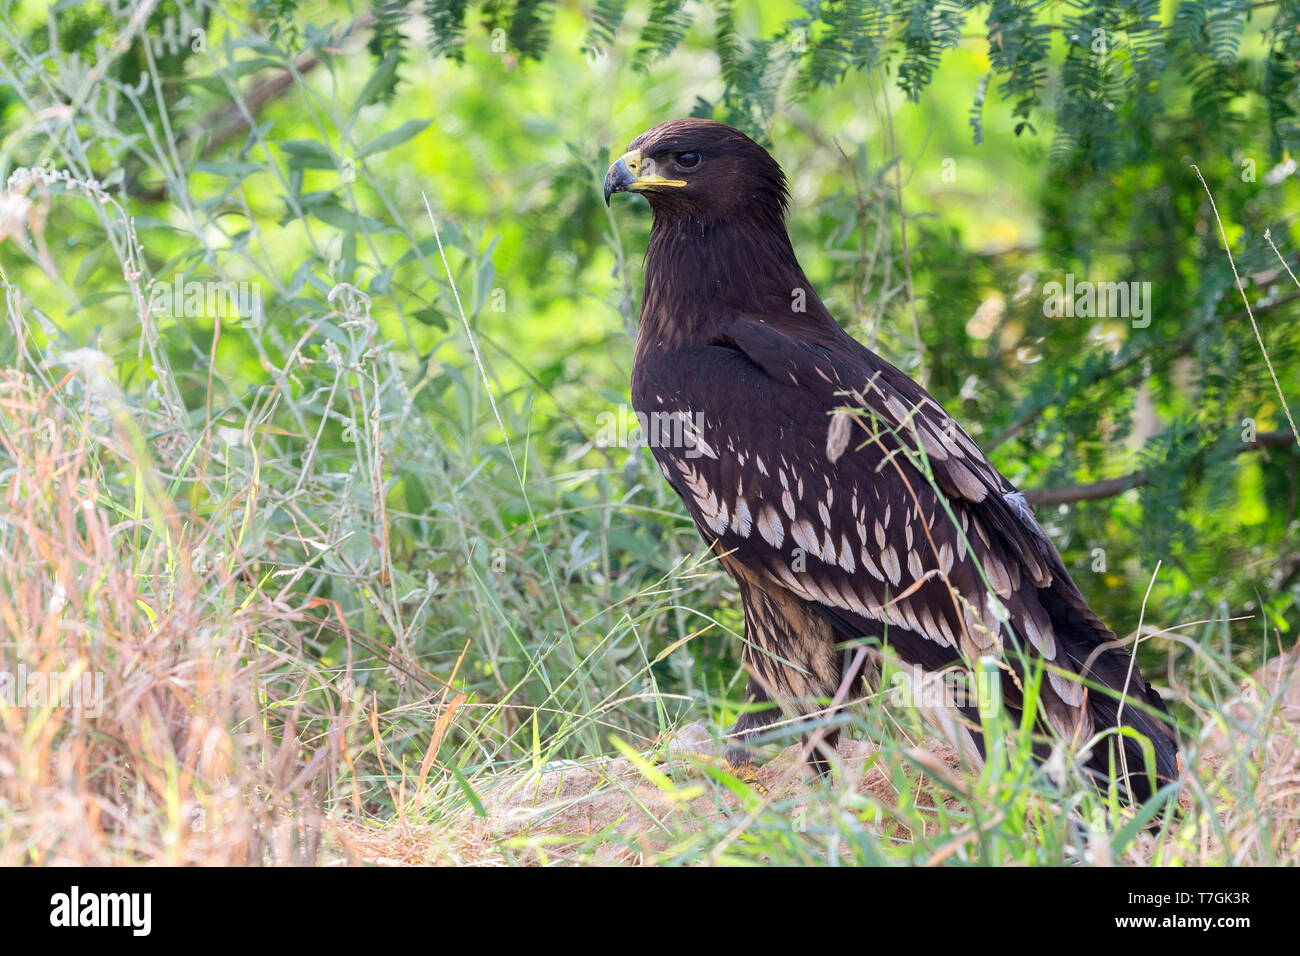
<box><xmin>723</xmin><ymin>677</ymin><xmax>778</xmax><ymax>775</ymax></box>
<box><xmin>725</xmin><ymin>676</ymin><xmax>840</xmax><ymax>782</ymax></box>
<box><xmin>802</xmin><ymin>731</ymin><xmax>839</xmax><ymax>779</ymax></box>
<box><xmin>800</xmin><ymin>643</ymin><xmax>879</xmax><ymax>779</ymax></box>
<box><xmin>728</xmin><ymin>572</ymin><xmax>856</xmax><ymax>780</ymax></box>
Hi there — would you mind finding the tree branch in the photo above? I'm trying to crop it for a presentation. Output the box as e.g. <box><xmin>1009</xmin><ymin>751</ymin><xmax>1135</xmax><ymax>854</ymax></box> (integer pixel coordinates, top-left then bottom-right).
<box><xmin>208</xmin><ymin>13</ymin><xmax>379</xmax><ymax>155</ymax></box>
<box><xmin>132</xmin><ymin>13</ymin><xmax>377</xmax><ymax>201</ymax></box>
<box><xmin>1023</xmin><ymin>429</ymin><xmax>1298</xmax><ymax>506</ymax></box>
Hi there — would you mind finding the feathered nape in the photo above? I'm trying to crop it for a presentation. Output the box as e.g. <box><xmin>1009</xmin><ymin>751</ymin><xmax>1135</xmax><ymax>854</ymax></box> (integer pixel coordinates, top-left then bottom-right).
<box><xmin>635</xmin><ymin>161</ymin><xmax>842</xmax><ymax>356</ymax></box>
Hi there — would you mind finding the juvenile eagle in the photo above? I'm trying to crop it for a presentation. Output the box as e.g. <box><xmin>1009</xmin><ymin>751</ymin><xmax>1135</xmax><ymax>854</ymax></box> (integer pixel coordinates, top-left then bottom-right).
<box><xmin>604</xmin><ymin>118</ymin><xmax>1178</xmax><ymax>800</ymax></box>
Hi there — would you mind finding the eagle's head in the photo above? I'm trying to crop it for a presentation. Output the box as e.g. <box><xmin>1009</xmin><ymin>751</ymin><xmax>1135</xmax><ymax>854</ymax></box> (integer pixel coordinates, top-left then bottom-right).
<box><xmin>604</xmin><ymin>118</ymin><xmax>789</xmax><ymax>228</ymax></box>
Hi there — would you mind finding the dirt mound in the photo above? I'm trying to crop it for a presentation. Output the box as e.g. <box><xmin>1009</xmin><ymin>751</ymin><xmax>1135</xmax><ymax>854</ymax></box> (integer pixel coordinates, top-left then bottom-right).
<box><xmin>477</xmin><ymin>727</ymin><xmax>966</xmax><ymax>862</ymax></box>
<box><xmin>332</xmin><ymin>651</ymin><xmax>1300</xmax><ymax>865</ymax></box>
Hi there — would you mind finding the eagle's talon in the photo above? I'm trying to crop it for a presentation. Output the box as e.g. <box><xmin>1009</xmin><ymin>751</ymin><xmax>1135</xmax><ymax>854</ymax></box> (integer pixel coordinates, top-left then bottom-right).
<box><xmin>725</xmin><ymin>759</ymin><xmax>769</xmax><ymax>796</ymax></box>
<box><xmin>666</xmin><ymin>749</ymin><xmax>769</xmax><ymax>795</ymax></box>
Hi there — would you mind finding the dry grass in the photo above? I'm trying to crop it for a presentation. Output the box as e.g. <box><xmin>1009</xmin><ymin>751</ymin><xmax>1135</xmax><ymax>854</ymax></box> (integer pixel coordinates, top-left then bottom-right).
<box><xmin>324</xmin><ymin>661</ymin><xmax>1300</xmax><ymax>866</ymax></box>
<box><xmin>0</xmin><ymin>368</ymin><xmax>335</xmax><ymax>864</ymax></box>
<box><xmin>2</xmin><ymin>359</ymin><xmax>1297</xmax><ymax>866</ymax></box>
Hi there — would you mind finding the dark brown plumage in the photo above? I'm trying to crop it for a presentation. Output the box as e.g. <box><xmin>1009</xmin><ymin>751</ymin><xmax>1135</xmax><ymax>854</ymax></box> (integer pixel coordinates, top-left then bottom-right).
<box><xmin>605</xmin><ymin>118</ymin><xmax>1179</xmax><ymax>801</ymax></box>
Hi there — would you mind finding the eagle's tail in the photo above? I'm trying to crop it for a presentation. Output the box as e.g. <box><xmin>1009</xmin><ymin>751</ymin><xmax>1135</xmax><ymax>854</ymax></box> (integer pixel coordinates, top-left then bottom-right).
<box><xmin>1078</xmin><ymin>648</ymin><xmax>1180</xmax><ymax>804</ymax></box>
<box><xmin>1041</xmin><ymin>588</ymin><xmax>1180</xmax><ymax>804</ymax></box>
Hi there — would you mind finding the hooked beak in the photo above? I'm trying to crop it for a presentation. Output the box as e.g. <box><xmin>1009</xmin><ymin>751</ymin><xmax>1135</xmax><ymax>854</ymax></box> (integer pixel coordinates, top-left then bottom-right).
<box><xmin>603</xmin><ymin>149</ymin><xmax>687</xmax><ymax>205</ymax></box>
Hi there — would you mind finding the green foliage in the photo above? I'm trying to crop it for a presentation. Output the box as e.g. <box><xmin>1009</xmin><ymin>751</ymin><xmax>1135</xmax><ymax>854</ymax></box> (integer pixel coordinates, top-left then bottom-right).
<box><xmin>505</xmin><ymin>0</ymin><xmax>554</xmax><ymax>62</ymax></box>
<box><xmin>425</xmin><ymin>0</ymin><xmax>470</xmax><ymax>61</ymax></box>
<box><xmin>797</xmin><ymin>0</ymin><xmax>891</xmax><ymax>91</ymax></box>
<box><xmin>350</xmin><ymin>0</ymin><xmax>1300</xmax><ymax>168</ymax></box>
<box><xmin>582</xmin><ymin>0</ymin><xmax>627</xmax><ymax>57</ymax></box>
<box><xmin>367</xmin><ymin>0</ymin><xmax>411</xmax><ymax>99</ymax></box>
<box><xmin>633</xmin><ymin>0</ymin><xmax>693</xmax><ymax>69</ymax></box>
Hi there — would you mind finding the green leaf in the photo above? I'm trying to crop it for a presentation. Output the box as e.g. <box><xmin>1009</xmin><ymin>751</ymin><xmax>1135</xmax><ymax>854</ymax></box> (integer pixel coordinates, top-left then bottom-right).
<box><xmin>350</xmin><ymin>50</ymin><xmax>402</xmax><ymax>124</ymax></box>
<box><xmin>280</xmin><ymin>139</ymin><xmax>338</xmax><ymax>171</ymax></box>
<box><xmin>447</xmin><ymin>761</ymin><xmax>486</xmax><ymax>818</ymax></box>
<box><xmin>69</xmin><ymin>290</ymin><xmax>128</xmax><ymax>314</ymax></box>
<box><xmin>308</xmin><ymin>202</ymin><xmax>393</xmax><ymax>234</ymax></box>
<box><xmin>193</xmin><ymin>160</ymin><xmax>263</xmax><ymax>178</ymax></box>
<box><xmin>357</xmin><ymin>119</ymin><xmax>432</xmax><ymax>159</ymax></box>
<box><xmin>412</xmin><ymin>307</ymin><xmax>449</xmax><ymax>329</ymax></box>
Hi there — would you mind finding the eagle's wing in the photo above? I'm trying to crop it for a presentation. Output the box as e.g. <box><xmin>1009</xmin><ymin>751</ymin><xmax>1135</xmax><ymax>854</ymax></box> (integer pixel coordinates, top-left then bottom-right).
<box><xmin>632</xmin><ymin>315</ymin><xmax>1174</xmax><ymax>763</ymax></box>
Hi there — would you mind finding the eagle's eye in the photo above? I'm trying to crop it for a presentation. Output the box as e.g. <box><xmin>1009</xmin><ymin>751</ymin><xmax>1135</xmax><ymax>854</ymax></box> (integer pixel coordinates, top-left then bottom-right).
<box><xmin>674</xmin><ymin>151</ymin><xmax>702</xmax><ymax>170</ymax></box>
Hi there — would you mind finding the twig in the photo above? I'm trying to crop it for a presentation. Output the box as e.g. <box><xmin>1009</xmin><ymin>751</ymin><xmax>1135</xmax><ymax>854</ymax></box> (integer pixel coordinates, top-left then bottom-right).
<box><xmin>1265</xmin><ymin>227</ymin><xmax>1300</xmax><ymax>292</ymax></box>
<box><xmin>133</xmin><ymin>13</ymin><xmax>377</xmax><ymax>200</ymax></box>
<box><xmin>1022</xmin><ymin>429</ymin><xmax>1296</xmax><ymax>506</ymax></box>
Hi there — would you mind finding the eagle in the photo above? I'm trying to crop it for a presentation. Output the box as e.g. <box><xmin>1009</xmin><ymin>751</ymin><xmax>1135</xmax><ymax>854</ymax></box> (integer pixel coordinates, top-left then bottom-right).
<box><xmin>604</xmin><ymin>118</ymin><xmax>1179</xmax><ymax>802</ymax></box>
